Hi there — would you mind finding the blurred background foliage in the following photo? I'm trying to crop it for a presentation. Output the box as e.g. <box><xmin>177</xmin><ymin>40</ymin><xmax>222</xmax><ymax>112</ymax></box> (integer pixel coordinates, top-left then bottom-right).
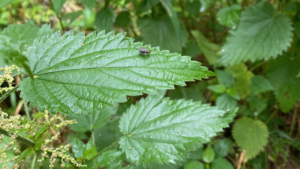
<box><xmin>1</xmin><ymin>0</ymin><xmax>300</xmax><ymax>168</ymax></box>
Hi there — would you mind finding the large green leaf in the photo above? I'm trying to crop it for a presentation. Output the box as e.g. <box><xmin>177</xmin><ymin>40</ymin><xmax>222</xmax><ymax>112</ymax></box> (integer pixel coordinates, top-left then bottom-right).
<box><xmin>233</xmin><ymin>117</ymin><xmax>268</xmax><ymax>160</ymax></box>
<box><xmin>265</xmin><ymin>55</ymin><xmax>300</xmax><ymax>112</ymax></box>
<box><xmin>119</xmin><ymin>92</ymin><xmax>237</xmax><ymax>164</ymax></box>
<box><xmin>218</xmin><ymin>3</ymin><xmax>293</xmax><ymax>65</ymax></box>
<box><xmin>138</xmin><ymin>15</ymin><xmax>188</xmax><ymax>53</ymax></box>
<box><xmin>19</xmin><ymin>31</ymin><xmax>213</xmax><ymax>115</ymax></box>
<box><xmin>68</xmin><ymin>105</ymin><xmax>117</xmax><ymax>132</ymax></box>
<box><xmin>191</xmin><ymin>30</ymin><xmax>219</xmax><ymax>65</ymax></box>
<box><xmin>95</xmin><ymin>8</ymin><xmax>115</xmax><ymax>32</ymax></box>
<box><xmin>217</xmin><ymin>4</ymin><xmax>241</xmax><ymax>28</ymax></box>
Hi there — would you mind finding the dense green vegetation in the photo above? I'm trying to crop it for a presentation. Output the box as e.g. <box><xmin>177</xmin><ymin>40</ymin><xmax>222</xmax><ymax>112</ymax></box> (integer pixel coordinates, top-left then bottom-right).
<box><xmin>0</xmin><ymin>0</ymin><xmax>300</xmax><ymax>169</ymax></box>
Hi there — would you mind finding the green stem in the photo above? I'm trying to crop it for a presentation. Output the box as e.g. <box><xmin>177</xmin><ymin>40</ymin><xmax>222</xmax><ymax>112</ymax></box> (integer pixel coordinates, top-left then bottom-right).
<box><xmin>0</xmin><ymin>127</ymin><xmax>36</xmax><ymax>147</ymax></box>
<box><xmin>0</xmin><ymin>84</ymin><xmax>20</xmax><ymax>103</ymax></box>
<box><xmin>90</xmin><ymin>141</ymin><xmax>119</xmax><ymax>160</ymax></box>
<box><xmin>290</xmin><ymin>106</ymin><xmax>298</xmax><ymax>137</ymax></box>
<box><xmin>24</xmin><ymin>103</ymin><xmax>31</xmax><ymax>121</ymax></box>
<box><xmin>31</xmin><ymin>153</ymin><xmax>37</xmax><ymax>169</ymax></box>
<box><xmin>266</xmin><ymin>108</ymin><xmax>278</xmax><ymax>124</ymax></box>
<box><xmin>92</xmin><ymin>130</ymin><xmax>95</xmax><ymax>146</ymax></box>
<box><xmin>249</xmin><ymin>61</ymin><xmax>265</xmax><ymax>72</ymax></box>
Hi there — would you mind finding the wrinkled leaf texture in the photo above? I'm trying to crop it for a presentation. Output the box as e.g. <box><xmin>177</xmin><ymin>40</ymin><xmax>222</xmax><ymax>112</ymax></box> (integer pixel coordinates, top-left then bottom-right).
<box><xmin>119</xmin><ymin>92</ymin><xmax>237</xmax><ymax>164</ymax></box>
<box><xmin>19</xmin><ymin>30</ymin><xmax>214</xmax><ymax>115</ymax></box>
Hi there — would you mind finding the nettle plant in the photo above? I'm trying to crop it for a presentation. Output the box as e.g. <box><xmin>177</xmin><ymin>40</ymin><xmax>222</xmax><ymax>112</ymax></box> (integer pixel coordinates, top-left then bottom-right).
<box><xmin>0</xmin><ymin>23</ymin><xmax>237</xmax><ymax>168</ymax></box>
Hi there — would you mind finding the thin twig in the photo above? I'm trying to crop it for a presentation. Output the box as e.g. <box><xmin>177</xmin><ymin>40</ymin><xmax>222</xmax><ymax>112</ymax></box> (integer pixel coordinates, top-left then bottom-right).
<box><xmin>237</xmin><ymin>150</ymin><xmax>246</xmax><ymax>169</ymax></box>
<box><xmin>15</xmin><ymin>100</ymin><xmax>24</xmax><ymax>115</ymax></box>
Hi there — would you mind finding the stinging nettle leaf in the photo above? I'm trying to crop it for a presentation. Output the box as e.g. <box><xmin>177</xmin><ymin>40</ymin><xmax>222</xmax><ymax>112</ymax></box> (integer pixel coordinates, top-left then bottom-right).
<box><xmin>119</xmin><ymin>93</ymin><xmax>237</xmax><ymax>164</ymax></box>
<box><xmin>19</xmin><ymin>30</ymin><xmax>214</xmax><ymax>115</ymax></box>
<box><xmin>218</xmin><ymin>3</ymin><xmax>293</xmax><ymax>65</ymax></box>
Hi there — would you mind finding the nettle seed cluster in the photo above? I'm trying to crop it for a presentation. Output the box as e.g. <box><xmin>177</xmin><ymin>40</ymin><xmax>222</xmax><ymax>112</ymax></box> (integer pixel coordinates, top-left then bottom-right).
<box><xmin>0</xmin><ymin>109</ymin><xmax>85</xmax><ymax>168</ymax></box>
<box><xmin>0</xmin><ymin>65</ymin><xmax>20</xmax><ymax>94</ymax></box>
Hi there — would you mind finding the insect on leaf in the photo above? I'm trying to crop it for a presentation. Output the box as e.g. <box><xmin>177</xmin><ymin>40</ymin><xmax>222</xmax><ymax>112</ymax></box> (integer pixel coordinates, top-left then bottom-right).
<box><xmin>19</xmin><ymin>31</ymin><xmax>214</xmax><ymax>115</ymax></box>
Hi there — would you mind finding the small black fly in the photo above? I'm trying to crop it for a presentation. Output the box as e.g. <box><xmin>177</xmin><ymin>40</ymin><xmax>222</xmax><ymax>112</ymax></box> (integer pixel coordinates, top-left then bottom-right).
<box><xmin>138</xmin><ymin>48</ymin><xmax>150</xmax><ymax>56</ymax></box>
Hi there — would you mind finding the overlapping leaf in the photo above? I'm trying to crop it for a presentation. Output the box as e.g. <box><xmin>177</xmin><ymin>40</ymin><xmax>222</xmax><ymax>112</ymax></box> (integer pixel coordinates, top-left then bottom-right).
<box><xmin>218</xmin><ymin>3</ymin><xmax>293</xmax><ymax>65</ymax></box>
<box><xmin>19</xmin><ymin>30</ymin><xmax>214</xmax><ymax>115</ymax></box>
<box><xmin>119</xmin><ymin>92</ymin><xmax>236</xmax><ymax>164</ymax></box>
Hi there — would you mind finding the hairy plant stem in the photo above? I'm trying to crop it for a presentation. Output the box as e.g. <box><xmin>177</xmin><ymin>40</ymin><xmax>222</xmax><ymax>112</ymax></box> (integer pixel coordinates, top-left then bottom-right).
<box><xmin>90</xmin><ymin>141</ymin><xmax>119</xmax><ymax>160</ymax></box>
<box><xmin>0</xmin><ymin>127</ymin><xmax>36</xmax><ymax>147</ymax></box>
<box><xmin>0</xmin><ymin>84</ymin><xmax>20</xmax><ymax>103</ymax></box>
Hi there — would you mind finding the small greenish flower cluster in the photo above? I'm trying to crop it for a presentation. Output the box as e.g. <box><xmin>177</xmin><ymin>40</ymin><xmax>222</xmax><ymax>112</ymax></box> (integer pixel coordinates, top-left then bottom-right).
<box><xmin>0</xmin><ymin>109</ymin><xmax>85</xmax><ymax>168</ymax></box>
<box><xmin>37</xmin><ymin>110</ymin><xmax>85</xmax><ymax>168</ymax></box>
<box><xmin>0</xmin><ymin>65</ymin><xmax>20</xmax><ymax>94</ymax></box>
<box><xmin>0</xmin><ymin>112</ymin><xmax>22</xmax><ymax>169</ymax></box>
